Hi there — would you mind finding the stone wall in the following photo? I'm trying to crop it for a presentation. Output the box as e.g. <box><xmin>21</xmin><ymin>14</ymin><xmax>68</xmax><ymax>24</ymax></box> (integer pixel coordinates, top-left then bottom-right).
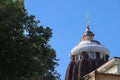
<box><xmin>96</xmin><ymin>73</ymin><xmax>120</xmax><ymax>80</ymax></box>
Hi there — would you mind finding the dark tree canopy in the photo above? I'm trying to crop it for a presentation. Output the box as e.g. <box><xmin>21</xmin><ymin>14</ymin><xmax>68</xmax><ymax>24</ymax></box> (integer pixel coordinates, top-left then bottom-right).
<box><xmin>0</xmin><ymin>0</ymin><xmax>60</xmax><ymax>80</ymax></box>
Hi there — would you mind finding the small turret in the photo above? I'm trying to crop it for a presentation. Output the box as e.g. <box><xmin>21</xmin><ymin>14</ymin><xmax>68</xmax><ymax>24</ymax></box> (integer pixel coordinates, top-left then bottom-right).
<box><xmin>82</xmin><ymin>25</ymin><xmax>94</xmax><ymax>41</ymax></box>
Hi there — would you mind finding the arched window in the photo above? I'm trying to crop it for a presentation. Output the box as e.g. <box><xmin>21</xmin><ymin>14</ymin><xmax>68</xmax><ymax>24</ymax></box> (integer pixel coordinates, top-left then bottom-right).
<box><xmin>96</xmin><ymin>52</ymin><xmax>100</xmax><ymax>59</ymax></box>
<box><xmin>81</xmin><ymin>51</ymin><xmax>88</xmax><ymax>60</ymax></box>
<box><xmin>71</xmin><ymin>55</ymin><xmax>75</xmax><ymax>61</ymax></box>
<box><xmin>105</xmin><ymin>55</ymin><xmax>109</xmax><ymax>61</ymax></box>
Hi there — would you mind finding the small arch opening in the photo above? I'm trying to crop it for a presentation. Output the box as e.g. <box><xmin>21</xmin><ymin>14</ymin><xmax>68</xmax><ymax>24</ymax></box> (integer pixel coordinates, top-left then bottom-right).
<box><xmin>81</xmin><ymin>51</ymin><xmax>88</xmax><ymax>60</ymax></box>
<box><xmin>96</xmin><ymin>52</ymin><xmax>100</xmax><ymax>59</ymax></box>
<box><xmin>105</xmin><ymin>55</ymin><xmax>109</xmax><ymax>61</ymax></box>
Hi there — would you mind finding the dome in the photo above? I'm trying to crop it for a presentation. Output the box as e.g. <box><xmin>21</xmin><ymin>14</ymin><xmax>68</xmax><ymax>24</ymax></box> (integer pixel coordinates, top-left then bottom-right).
<box><xmin>70</xmin><ymin>25</ymin><xmax>110</xmax><ymax>59</ymax></box>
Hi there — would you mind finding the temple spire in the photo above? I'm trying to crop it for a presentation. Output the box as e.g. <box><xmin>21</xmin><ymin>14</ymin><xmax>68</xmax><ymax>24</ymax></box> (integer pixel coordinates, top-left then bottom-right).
<box><xmin>65</xmin><ymin>16</ymin><xmax>110</xmax><ymax>80</ymax></box>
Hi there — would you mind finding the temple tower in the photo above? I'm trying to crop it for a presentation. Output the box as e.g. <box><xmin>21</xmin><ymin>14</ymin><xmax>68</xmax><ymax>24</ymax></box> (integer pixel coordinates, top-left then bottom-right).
<box><xmin>65</xmin><ymin>24</ymin><xmax>110</xmax><ymax>80</ymax></box>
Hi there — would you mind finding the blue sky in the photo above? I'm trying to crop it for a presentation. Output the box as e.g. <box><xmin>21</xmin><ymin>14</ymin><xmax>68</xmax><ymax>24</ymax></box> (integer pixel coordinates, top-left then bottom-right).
<box><xmin>25</xmin><ymin>0</ymin><xmax>120</xmax><ymax>79</ymax></box>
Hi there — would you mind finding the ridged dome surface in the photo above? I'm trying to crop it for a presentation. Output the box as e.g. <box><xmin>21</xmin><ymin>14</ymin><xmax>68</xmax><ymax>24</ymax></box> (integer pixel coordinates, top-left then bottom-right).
<box><xmin>70</xmin><ymin>40</ymin><xmax>109</xmax><ymax>57</ymax></box>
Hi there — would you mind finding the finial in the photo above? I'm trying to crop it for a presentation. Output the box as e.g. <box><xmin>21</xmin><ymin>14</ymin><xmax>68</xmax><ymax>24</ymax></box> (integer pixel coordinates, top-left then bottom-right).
<box><xmin>86</xmin><ymin>12</ymin><xmax>89</xmax><ymax>26</ymax></box>
<box><xmin>86</xmin><ymin>12</ymin><xmax>90</xmax><ymax>32</ymax></box>
<box><xmin>81</xmin><ymin>13</ymin><xmax>94</xmax><ymax>41</ymax></box>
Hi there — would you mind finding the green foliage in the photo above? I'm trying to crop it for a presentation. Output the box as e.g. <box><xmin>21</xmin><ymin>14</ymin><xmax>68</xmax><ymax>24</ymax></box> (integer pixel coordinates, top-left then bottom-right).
<box><xmin>0</xmin><ymin>0</ymin><xmax>60</xmax><ymax>80</ymax></box>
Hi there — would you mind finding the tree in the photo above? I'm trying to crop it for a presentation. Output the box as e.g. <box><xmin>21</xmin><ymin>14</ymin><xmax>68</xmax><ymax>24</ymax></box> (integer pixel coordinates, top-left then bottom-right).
<box><xmin>0</xmin><ymin>0</ymin><xmax>60</xmax><ymax>80</ymax></box>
